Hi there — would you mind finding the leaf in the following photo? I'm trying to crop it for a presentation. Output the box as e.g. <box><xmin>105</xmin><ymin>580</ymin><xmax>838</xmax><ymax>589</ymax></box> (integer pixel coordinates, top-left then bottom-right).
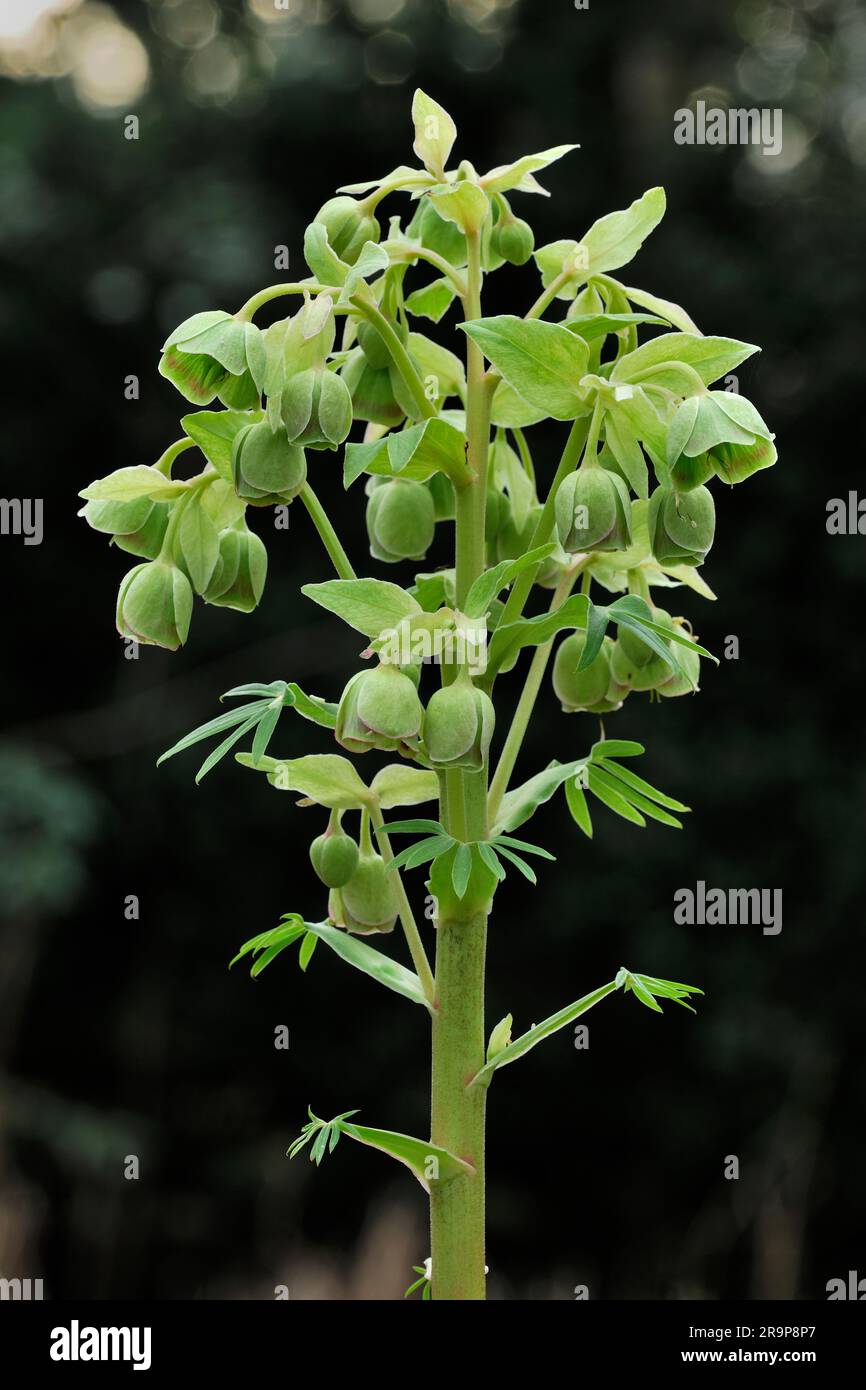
<box><xmin>389</xmin><ymin>835</ymin><xmax>454</xmax><ymax>873</ymax></box>
<box><xmin>80</xmin><ymin>466</ymin><xmax>188</xmax><ymax>504</ymax></box>
<box><xmin>429</xmin><ymin>181</ymin><xmax>489</xmax><ymax>236</ymax></box>
<box><xmin>470</xmin><ymin>980</ymin><xmax>620</xmax><ymax>1088</ymax></box>
<box><xmin>379</xmin><ymin>818</ymin><xmax>447</xmax><ymax>836</ymax></box>
<box><xmin>157</xmin><ymin>700</ymin><xmax>270</xmax><ymax>770</ymax></box>
<box><xmin>237</xmin><ymin>752</ymin><xmax>372</xmax><ymax>809</ymax></box>
<box><xmin>387</xmin><ymin>416</ymin><xmax>468</xmax><ymax>482</ymax></box>
<box><xmin>492</xmin><ymin>758</ymin><xmax>590</xmax><ymax>834</ymax></box>
<box><xmin>494</xmin><ymin>845</ymin><xmax>537</xmax><ymax>884</ymax></box>
<box><xmin>195</xmin><ymin>710</ymin><xmax>265</xmax><ymax>784</ymax></box>
<box><xmin>463</xmin><ymin>543</ymin><xmax>557</xmax><ymax>619</ymax></box>
<box><xmin>412</xmin><ymin>89</ymin><xmax>457</xmax><ymax>177</ymax></box>
<box><xmin>481</xmin><ymin>144</ymin><xmax>579</xmax><ymax>196</ymax></box>
<box><xmin>177</xmin><ymin>498</ymin><xmax>220</xmax><ymax>594</ymax></box>
<box><xmin>486</xmin><ymin>593</ymin><xmax>591</xmax><ymax>680</ymax></box>
<box><xmin>230</xmin><ymin>917</ymin><xmax>308</xmax><ymax>976</ymax></box>
<box><xmin>619</xmin><ymin>969</ymin><xmax>704</xmax><ymax>1013</ymax></box>
<box><xmin>404</xmin><ymin>277</ymin><xmax>457</xmax><ymax>323</ymax></box>
<box><xmin>181</xmin><ymin>409</ymin><xmax>262</xmax><ymax>481</ymax></box>
<box><xmin>579</xmin><ymin>186</ymin><xmax>667</xmax><ymax>276</ymax></box>
<box><xmin>284</xmin><ymin>682</ymin><xmax>339</xmax><ymax>730</ymax></box>
<box><xmin>613</xmin><ymin>333</ymin><xmax>760</xmax><ymax>388</ymax></box>
<box><xmin>565</xmin><ymin>778</ymin><xmax>593</xmax><ymax>838</ymax></box>
<box><xmin>590</xmin><ymin>739</ymin><xmax>645</xmax><ymax>759</ymax></box>
<box><xmin>604</xmin><ymin>409</ymin><xmax>649</xmax><ymax>499</ymax></box>
<box><xmin>461</xmin><ymin>316</ymin><xmax>589</xmax><ymax>420</ymax></box>
<box><xmin>451</xmin><ymin>843</ymin><xmax>473</xmax><ymax>898</ymax></box>
<box><xmin>300</xmin><ymin>920</ymin><xmax>429</xmax><ymax>1006</ymax></box>
<box><xmin>606</xmin><ymin>594</ymin><xmax>716</xmax><ymax>662</ymax></box>
<box><xmin>608</xmin><ymin>280</ymin><xmax>699</xmax><ymax>334</ymax></box>
<box><xmin>251</xmin><ymin>701</ymin><xmax>282</xmax><ymax>765</ymax></box>
<box><xmin>338</xmin><ymin>1118</ymin><xmax>474</xmax><ymax>1192</ymax></box>
<box><xmin>339</xmin><ymin>242</ymin><xmax>390</xmax><ymax>302</ymax></box>
<box><xmin>595</xmin><ymin>758</ymin><xmax>690</xmax><ymax>813</ymax></box>
<box><xmin>586</xmin><ymin>766</ymin><xmax>646</xmax><ymax>826</ymax></box>
<box><xmin>566</xmin><ymin>311</ymin><xmax>666</xmax><ymax>341</ymax></box>
<box><xmin>407</xmin><ymin>332</ymin><xmax>466</xmax><ymax>403</ymax></box>
<box><xmin>370</xmin><ymin>765</ymin><xmax>439</xmax><ymax>810</ymax></box>
<box><xmin>486</xmin><ymin>1013</ymin><xmax>513</xmax><ymax>1061</ymax></box>
<box><xmin>298</xmin><ymin>932</ymin><xmax>318</xmax><ymax>972</ymax></box>
<box><xmin>489</xmin><ymin>379</ymin><xmax>547</xmax><ymax>428</ymax></box>
<box><xmin>302</xmin><ymin>578</ymin><xmax>421</xmax><ymax>639</ymax></box>
<box><xmin>492</xmin><ymin>834</ymin><xmax>556</xmax><ymax>860</ymax></box>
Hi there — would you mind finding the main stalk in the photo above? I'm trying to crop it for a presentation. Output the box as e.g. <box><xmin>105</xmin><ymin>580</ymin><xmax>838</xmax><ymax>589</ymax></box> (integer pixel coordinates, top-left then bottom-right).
<box><xmin>429</xmin><ymin>231</ymin><xmax>492</xmax><ymax>1300</ymax></box>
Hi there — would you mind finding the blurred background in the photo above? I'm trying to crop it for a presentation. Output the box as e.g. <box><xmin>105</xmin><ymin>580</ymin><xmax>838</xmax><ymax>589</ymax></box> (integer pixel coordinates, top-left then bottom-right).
<box><xmin>1</xmin><ymin>0</ymin><xmax>864</xmax><ymax>1301</ymax></box>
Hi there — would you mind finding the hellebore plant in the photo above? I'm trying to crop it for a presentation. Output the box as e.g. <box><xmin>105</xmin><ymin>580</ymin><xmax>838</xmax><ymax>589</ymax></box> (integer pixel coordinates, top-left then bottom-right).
<box><xmin>80</xmin><ymin>91</ymin><xmax>776</xmax><ymax>1301</ymax></box>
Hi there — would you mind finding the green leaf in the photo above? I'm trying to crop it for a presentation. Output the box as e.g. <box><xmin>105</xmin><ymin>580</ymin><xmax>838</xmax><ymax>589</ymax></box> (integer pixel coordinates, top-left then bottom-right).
<box><xmin>388</xmin><ymin>416</ymin><xmax>469</xmax><ymax>483</ymax></box>
<box><xmin>429</xmin><ymin>181</ymin><xmax>489</xmax><ymax>236</ymax></box>
<box><xmin>230</xmin><ymin>917</ymin><xmax>308</xmax><ymax>976</ymax></box>
<box><xmin>618</xmin><ymin>969</ymin><xmax>704</xmax><ymax>1013</ymax></box>
<box><xmin>463</xmin><ymin>544</ymin><xmax>557</xmax><ymax>620</ymax></box>
<box><xmin>565</xmin><ymin>778</ymin><xmax>593</xmax><ymax>838</ymax></box>
<box><xmin>586</xmin><ymin>766</ymin><xmax>646</xmax><ymax>826</ymax></box>
<box><xmin>251</xmin><ymin>701</ymin><xmax>282</xmax><ymax>765</ymax></box>
<box><xmin>284</xmin><ymin>682</ymin><xmax>339</xmax><ymax>730</ymax></box>
<box><xmin>237</xmin><ymin>752</ymin><xmax>372</xmax><ymax>809</ymax></box>
<box><xmin>338</xmin><ymin>1117</ymin><xmax>475</xmax><ymax>1191</ymax></box>
<box><xmin>470</xmin><ymin>980</ymin><xmax>620</xmax><ymax>1088</ymax></box>
<box><xmin>451</xmin><ymin>843</ymin><xmax>473</xmax><ymax>898</ymax></box>
<box><xmin>612</xmin><ymin>333</ymin><xmax>759</xmax><ymax>389</ymax></box>
<box><xmin>379</xmin><ymin>818</ymin><xmax>446</xmax><ymax>836</ymax></box>
<box><xmin>481</xmin><ymin>144</ymin><xmax>579</xmax><ymax>196</ymax></box>
<box><xmin>404</xmin><ymin>277</ymin><xmax>457</xmax><ymax>323</ymax></box>
<box><xmin>486</xmin><ymin>592</ymin><xmax>591</xmax><ymax>680</ymax></box>
<box><xmin>494</xmin><ymin>845</ymin><xmax>537</xmax><ymax>885</ymax></box>
<box><xmin>157</xmin><ymin>700</ymin><xmax>270</xmax><ymax>771</ymax></box>
<box><xmin>181</xmin><ymin>408</ymin><xmax>262</xmax><ymax>481</ymax></box>
<box><xmin>461</xmin><ymin>316</ymin><xmax>590</xmax><ymax>420</ymax></box>
<box><xmin>177</xmin><ymin>498</ymin><xmax>220</xmax><ymax>594</ymax></box>
<box><xmin>492</xmin><ymin>834</ymin><xmax>556</xmax><ymax>860</ymax></box>
<box><xmin>566</xmin><ymin>311</ymin><xmax>666</xmax><ymax>341</ymax></box>
<box><xmin>370</xmin><ymin>765</ymin><xmax>439</xmax><ymax>810</ymax></box>
<box><xmin>581</xmin><ymin>187</ymin><xmax>667</xmax><ymax>276</ymax></box>
<box><xmin>590</xmin><ymin>739</ymin><xmax>645</xmax><ymax>759</ymax></box>
<box><xmin>493</xmin><ymin>758</ymin><xmax>590</xmax><ymax>834</ymax></box>
<box><xmin>298</xmin><ymin>931</ymin><xmax>318</xmax><ymax>972</ymax></box>
<box><xmin>489</xmin><ymin>379</ymin><xmax>547</xmax><ymax>428</ymax></box>
<box><xmin>302</xmin><ymin>578</ymin><xmax>421</xmax><ymax>639</ymax></box>
<box><xmin>604</xmin><ymin>410</ymin><xmax>649</xmax><ymax>499</ymax></box>
<box><xmin>194</xmin><ymin>710</ymin><xmax>266</xmax><ymax>784</ymax></box>
<box><xmin>486</xmin><ymin>1012</ymin><xmax>513</xmax><ymax>1061</ymax></box>
<box><xmin>412</xmin><ymin>89</ymin><xmax>457</xmax><ymax>177</ymax></box>
<box><xmin>606</xmin><ymin>280</ymin><xmax>699</xmax><ymax>334</ymax></box>
<box><xmin>79</xmin><ymin>466</ymin><xmax>188</xmax><ymax>504</ymax></box>
<box><xmin>595</xmin><ymin>757</ymin><xmax>690</xmax><ymax>813</ymax></box>
<box><xmin>300</xmin><ymin>920</ymin><xmax>429</xmax><ymax>1006</ymax></box>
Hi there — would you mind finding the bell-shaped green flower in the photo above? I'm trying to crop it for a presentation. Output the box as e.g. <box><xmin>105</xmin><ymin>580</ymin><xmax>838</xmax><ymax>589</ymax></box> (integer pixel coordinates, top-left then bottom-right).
<box><xmin>366</xmin><ymin>478</ymin><xmax>436</xmax><ymax>563</ymax></box>
<box><xmin>335</xmin><ymin>662</ymin><xmax>424</xmax><ymax>755</ymax></box>
<box><xmin>310</xmin><ymin>816</ymin><xmax>360</xmax><ymax>889</ymax></box>
<box><xmin>552</xmin><ymin>633</ymin><xmax>612</xmax><ymax>712</ymax></box>
<box><xmin>647</xmin><ymin>484</ymin><xmax>715</xmax><ymax>566</ymax></box>
<box><xmin>330</xmin><ymin>814</ymin><xmax>398</xmax><ymax>934</ymax></box>
<box><xmin>232</xmin><ymin>419</ymin><xmax>307</xmax><ymax>506</ymax></box>
<box><xmin>116</xmin><ymin>560</ymin><xmax>192</xmax><ymax>651</ymax></box>
<box><xmin>423</xmin><ymin>669</ymin><xmax>495</xmax><ymax>770</ymax></box>
<box><xmin>81</xmin><ymin>496</ymin><xmax>153</xmax><ymax>537</ymax></box>
<box><xmin>204</xmin><ymin>524</ymin><xmax>267</xmax><ymax>613</ymax></box>
<box><xmin>555</xmin><ymin>466</ymin><xmax>632</xmax><ymax>553</ymax></box>
<box><xmin>314</xmin><ymin>195</ymin><xmax>381</xmax><ymax>267</ymax></box>
<box><xmin>280</xmin><ymin>366</ymin><xmax>353</xmax><ymax>449</ymax></box>
<box><xmin>708</xmin><ymin>435</ymin><xmax>777</xmax><ymax>486</ymax></box>
<box><xmin>159</xmin><ymin>311</ymin><xmax>265</xmax><ymax>406</ymax></box>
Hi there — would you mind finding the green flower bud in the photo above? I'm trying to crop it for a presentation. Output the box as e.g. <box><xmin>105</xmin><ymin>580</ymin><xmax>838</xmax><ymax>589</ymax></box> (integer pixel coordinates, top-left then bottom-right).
<box><xmin>423</xmin><ymin>669</ymin><xmax>494</xmax><ymax>770</ymax></box>
<box><xmin>204</xmin><ymin>525</ymin><xmax>267</xmax><ymax>613</ymax></box>
<box><xmin>336</xmin><ymin>663</ymin><xmax>424</xmax><ymax>755</ymax></box>
<box><xmin>116</xmin><ymin>561</ymin><xmax>192</xmax><ymax>651</ymax></box>
<box><xmin>232</xmin><ymin>419</ymin><xmax>307</xmax><ymax>506</ymax></box>
<box><xmin>492</xmin><ymin>215</ymin><xmax>535</xmax><ymax>266</ymax></box>
<box><xmin>647</xmin><ymin>484</ymin><xmax>715</xmax><ymax>566</ymax></box>
<box><xmin>552</xmin><ymin>633</ymin><xmax>612</xmax><ymax>712</ymax></box>
<box><xmin>341</xmin><ymin>351</ymin><xmax>405</xmax><ymax>428</ymax></box>
<box><xmin>366</xmin><ymin>479</ymin><xmax>435</xmax><ymax>563</ymax></box>
<box><xmin>314</xmin><ymin>195</ymin><xmax>380</xmax><ymax>267</ymax></box>
<box><xmin>114</xmin><ymin>501</ymin><xmax>171</xmax><ymax>560</ymax></box>
<box><xmin>555</xmin><ymin>467</ymin><xmax>632</xmax><ymax>553</ymax></box>
<box><xmin>310</xmin><ymin>828</ymin><xmax>360</xmax><ymax>889</ymax></box>
<box><xmin>610</xmin><ymin>609</ymin><xmax>675</xmax><ymax>692</ymax></box>
<box><xmin>280</xmin><ymin>366</ymin><xmax>353</xmax><ymax>449</ymax></box>
<box><xmin>158</xmin><ymin>311</ymin><xmax>264</xmax><ymax>406</ymax></box>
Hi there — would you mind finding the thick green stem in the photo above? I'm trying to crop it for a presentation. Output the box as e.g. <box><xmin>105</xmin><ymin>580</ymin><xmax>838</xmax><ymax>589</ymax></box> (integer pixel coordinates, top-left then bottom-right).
<box><xmin>430</xmin><ymin>227</ymin><xmax>491</xmax><ymax>1300</ymax></box>
<box><xmin>298</xmin><ymin>483</ymin><xmax>357</xmax><ymax>580</ymax></box>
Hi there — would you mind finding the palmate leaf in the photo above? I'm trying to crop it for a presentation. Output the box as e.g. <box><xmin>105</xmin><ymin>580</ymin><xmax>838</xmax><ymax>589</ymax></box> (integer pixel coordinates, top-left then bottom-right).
<box><xmin>565</xmin><ymin>743</ymin><xmax>691</xmax><ymax>838</ymax></box>
<box><xmin>470</xmin><ymin>966</ymin><xmax>703</xmax><ymax>1088</ymax></box>
<box><xmin>288</xmin><ymin>1110</ymin><xmax>474</xmax><ymax>1192</ymax></box>
<box><xmin>157</xmin><ymin>679</ymin><xmax>338</xmax><ymax>783</ymax></box>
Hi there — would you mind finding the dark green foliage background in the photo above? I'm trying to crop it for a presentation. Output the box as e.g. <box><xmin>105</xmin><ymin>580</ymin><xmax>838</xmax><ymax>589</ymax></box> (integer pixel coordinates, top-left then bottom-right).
<box><xmin>1</xmin><ymin>0</ymin><xmax>864</xmax><ymax>1298</ymax></box>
